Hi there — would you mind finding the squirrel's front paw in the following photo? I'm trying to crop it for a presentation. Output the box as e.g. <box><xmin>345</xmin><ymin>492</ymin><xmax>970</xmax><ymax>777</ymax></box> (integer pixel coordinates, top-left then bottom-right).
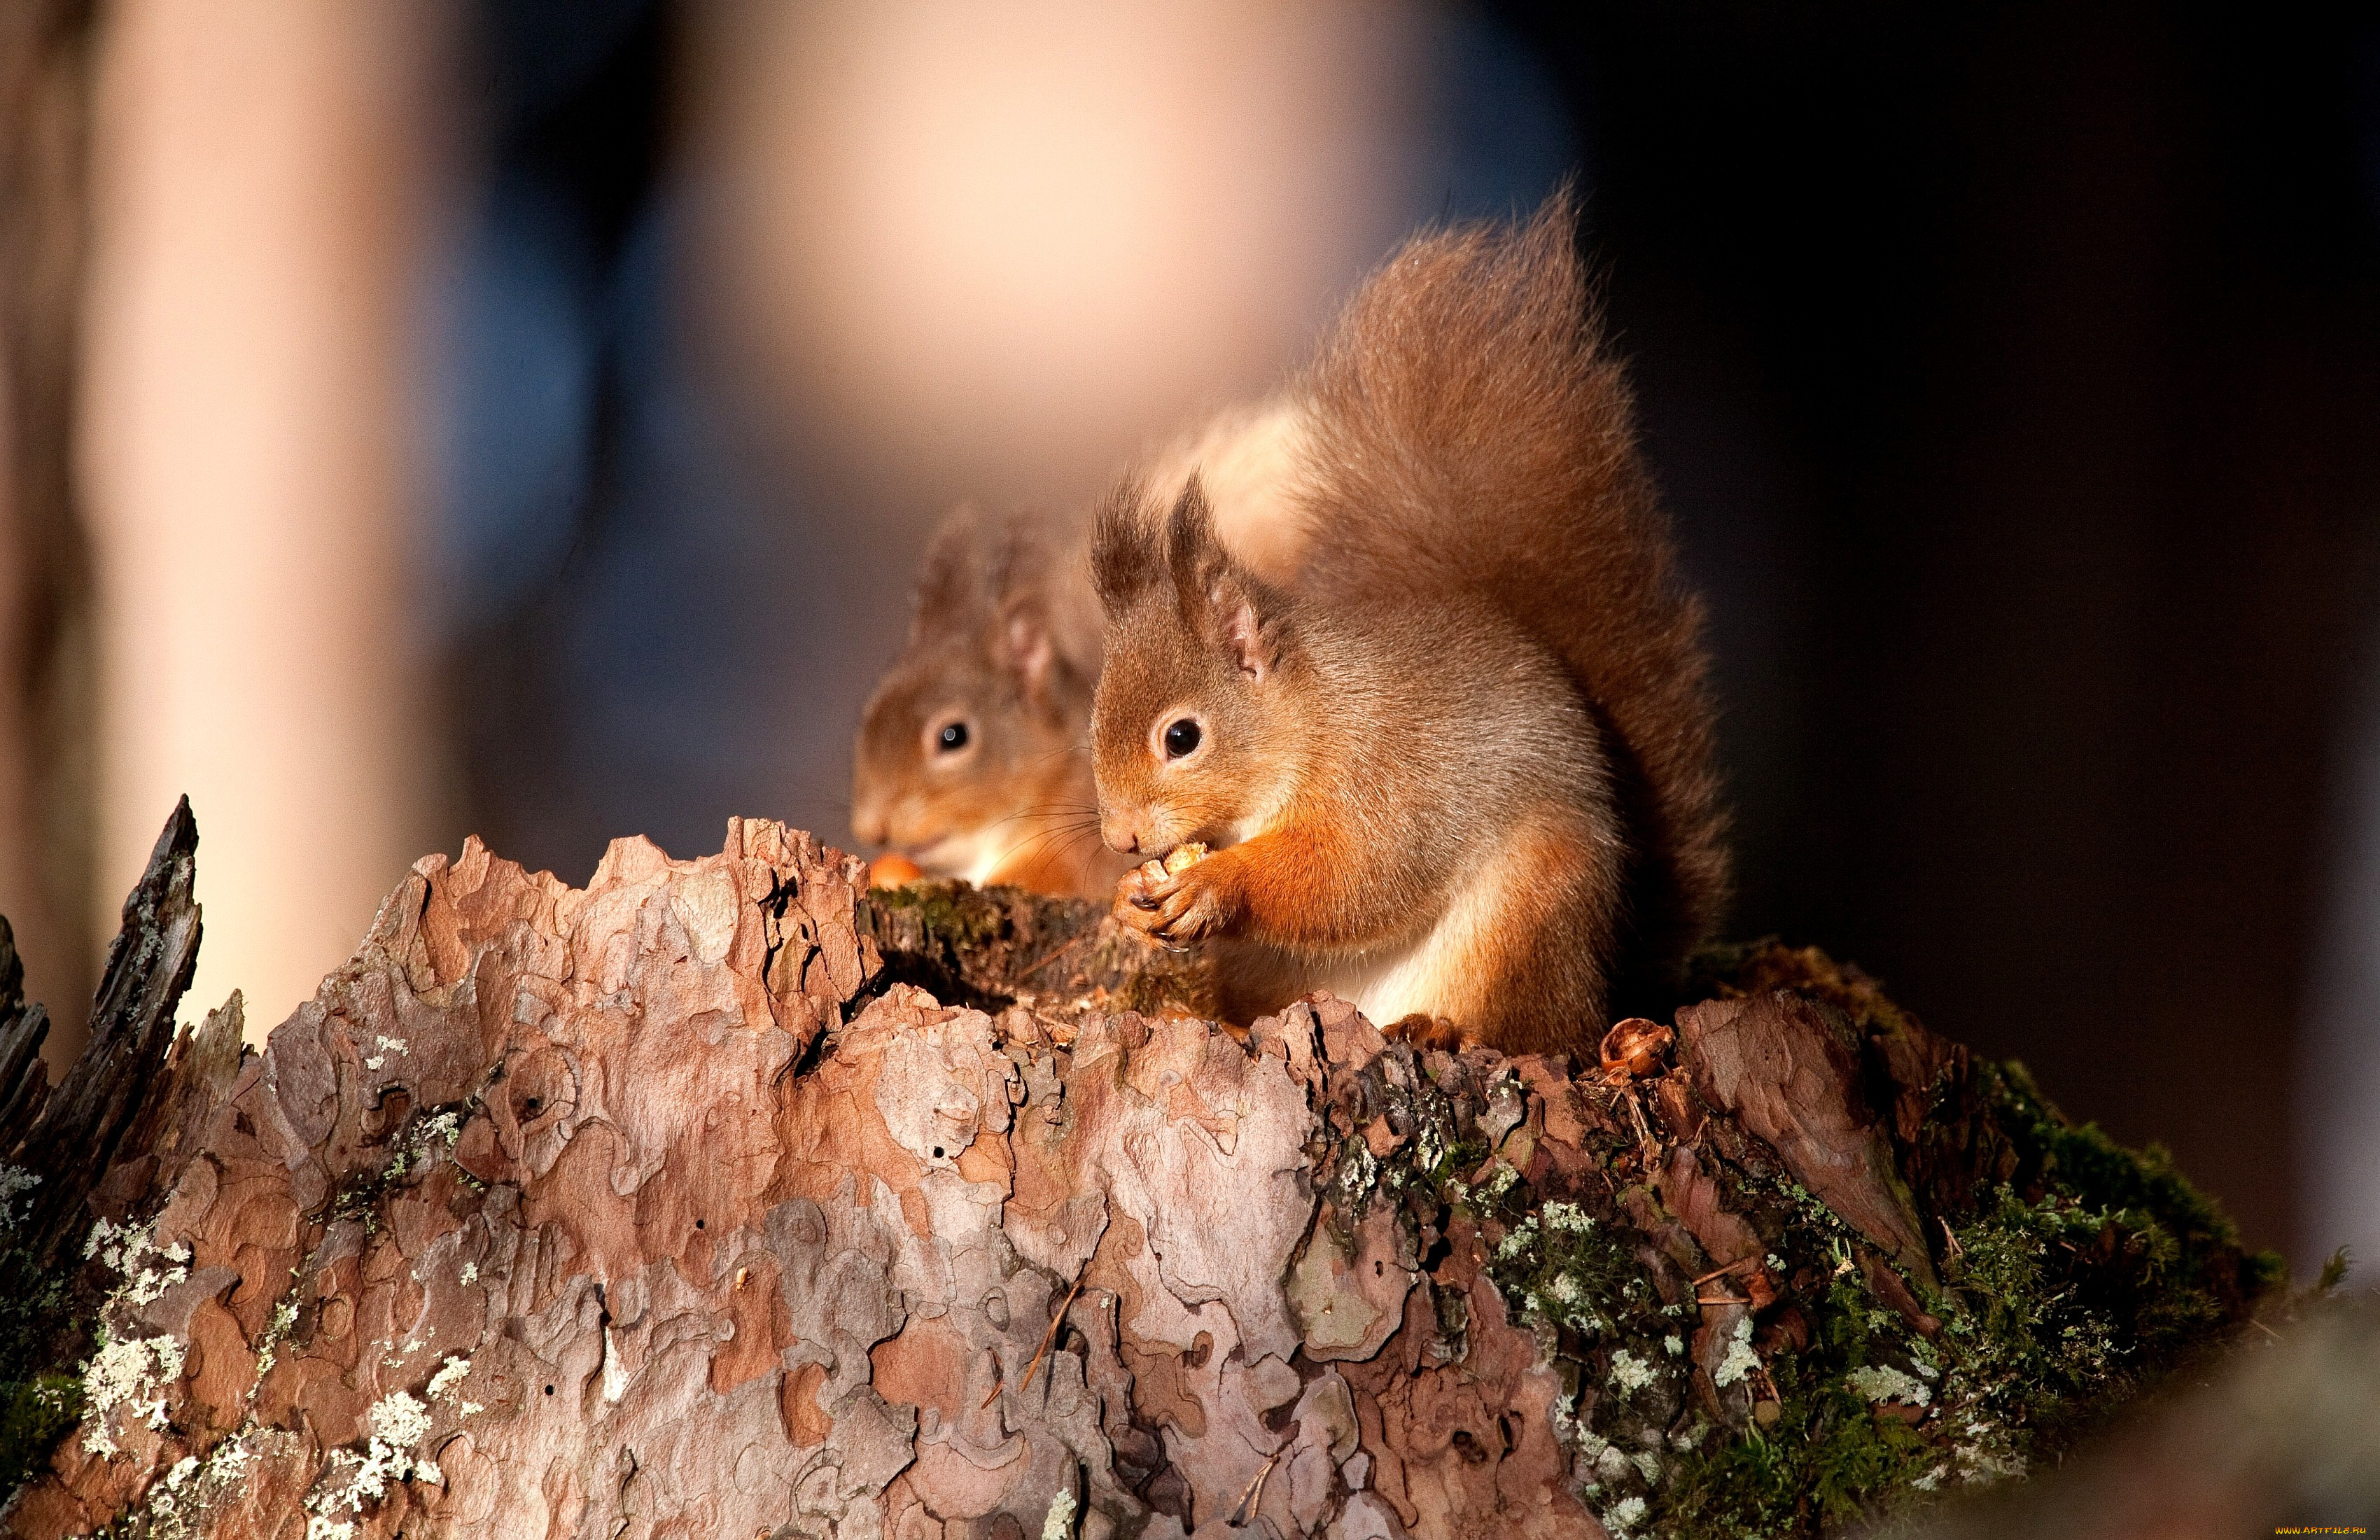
<box><xmin>1114</xmin><ymin>851</ymin><xmax>1235</xmax><ymax>946</ymax></box>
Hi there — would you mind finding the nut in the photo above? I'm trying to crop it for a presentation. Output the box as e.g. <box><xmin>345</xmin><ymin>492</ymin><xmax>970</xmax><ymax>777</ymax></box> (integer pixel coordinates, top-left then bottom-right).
<box><xmin>868</xmin><ymin>853</ymin><xmax>925</xmax><ymax>890</ymax></box>
<box><xmin>1597</xmin><ymin>1016</ymin><xmax>1674</xmax><ymax>1079</ymax></box>
<box><xmin>1138</xmin><ymin>841</ymin><xmax>1209</xmax><ymax>886</ymax></box>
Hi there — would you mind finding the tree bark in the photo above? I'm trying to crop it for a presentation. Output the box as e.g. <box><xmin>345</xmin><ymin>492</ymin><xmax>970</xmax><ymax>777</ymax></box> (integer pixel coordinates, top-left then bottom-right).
<box><xmin>0</xmin><ymin>813</ymin><xmax>2272</xmax><ymax>1539</ymax></box>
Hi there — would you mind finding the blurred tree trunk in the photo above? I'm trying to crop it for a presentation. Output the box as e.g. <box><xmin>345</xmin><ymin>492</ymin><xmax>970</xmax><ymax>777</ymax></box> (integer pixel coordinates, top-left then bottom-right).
<box><xmin>78</xmin><ymin>0</ymin><xmax>458</xmax><ymax>1040</ymax></box>
<box><xmin>0</xmin><ymin>0</ymin><xmax>99</xmax><ymax>1066</ymax></box>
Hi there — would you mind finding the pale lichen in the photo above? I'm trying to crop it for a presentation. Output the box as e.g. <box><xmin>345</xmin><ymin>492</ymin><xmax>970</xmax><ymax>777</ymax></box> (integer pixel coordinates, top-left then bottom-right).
<box><xmin>255</xmin><ymin>1297</ymin><xmax>300</xmax><ymax>1378</ymax></box>
<box><xmin>428</xmin><ymin>1350</ymin><xmax>485</xmax><ymax>1418</ymax></box>
<box><xmin>302</xmin><ymin>1388</ymin><xmax>440</xmax><ymax>1530</ymax></box>
<box><xmin>426</xmin><ymin>1354</ymin><xmax>472</xmax><ymax>1403</ymax></box>
<box><xmin>1844</xmin><ymin>1365</ymin><xmax>1931</xmax><ymax>1407</ymax></box>
<box><xmin>0</xmin><ymin>1163</ymin><xmax>38</xmax><ymax>1229</ymax></box>
<box><xmin>1711</xmin><ymin>1317</ymin><xmax>1760</xmax><ymax>1390</ymax></box>
<box><xmin>1606</xmin><ymin>1349</ymin><xmax>1657</xmax><ymax>1397</ymax></box>
<box><xmin>84</xmin><ymin>1216</ymin><xmax>191</xmax><ymax>1308</ymax></box>
<box><xmin>134</xmin><ymin>1427</ymin><xmax>272</xmax><ymax>1537</ymax></box>
<box><xmin>79</xmin><ymin>1331</ymin><xmax>186</xmax><ymax>1456</ymax></box>
<box><xmin>1543</xmin><ymin>1200</ymin><xmax>1595</xmax><ymax>1235</ymax></box>
<box><xmin>369</xmin><ymin>1390</ymin><xmax>433</xmax><ymax>1453</ymax></box>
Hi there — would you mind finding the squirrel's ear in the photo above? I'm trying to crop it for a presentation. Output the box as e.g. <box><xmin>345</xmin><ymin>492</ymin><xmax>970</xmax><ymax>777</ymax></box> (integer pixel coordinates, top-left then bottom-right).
<box><xmin>997</xmin><ymin>603</ymin><xmax>1057</xmax><ymax>701</ymax></box>
<box><xmin>1220</xmin><ymin>594</ymin><xmax>1273</xmax><ymax>682</ymax></box>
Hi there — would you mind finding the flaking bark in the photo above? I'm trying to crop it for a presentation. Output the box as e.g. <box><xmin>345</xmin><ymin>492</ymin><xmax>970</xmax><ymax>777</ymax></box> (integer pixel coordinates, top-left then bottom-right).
<box><xmin>0</xmin><ymin>814</ymin><xmax>2273</xmax><ymax>1539</ymax></box>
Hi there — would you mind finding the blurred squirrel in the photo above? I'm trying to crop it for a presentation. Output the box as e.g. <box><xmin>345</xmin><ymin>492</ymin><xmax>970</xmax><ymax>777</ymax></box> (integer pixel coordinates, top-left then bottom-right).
<box><xmin>850</xmin><ymin>397</ymin><xmax>1308</xmax><ymax>897</ymax></box>
<box><xmin>1088</xmin><ymin>199</ymin><xmax>1728</xmax><ymax>1051</ymax></box>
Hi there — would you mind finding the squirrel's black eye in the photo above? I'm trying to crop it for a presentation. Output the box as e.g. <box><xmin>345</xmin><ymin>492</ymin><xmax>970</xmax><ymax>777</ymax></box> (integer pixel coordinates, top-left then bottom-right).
<box><xmin>936</xmin><ymin>721</ymin><xmax>969</xmax><ymax>752</ymax></box>
<box><xmin>1163</xmin><ymin>718</ymin><xmax>1201</xmax><ymax>758</ymax></box>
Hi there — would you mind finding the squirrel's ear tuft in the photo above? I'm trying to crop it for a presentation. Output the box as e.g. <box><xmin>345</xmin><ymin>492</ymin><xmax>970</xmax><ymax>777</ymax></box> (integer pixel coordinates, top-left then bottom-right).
<box><xmin>1166</xmin><ymin>478</ymin><xmax>1286</xmax><ymax>680</ymax></box>
<box><xmin>1161</xmin><ymin>477</ymin><xmax>1228</xmax><ymax>604</ymax></box>
<box><xmin>914</xmin><ymin>503</ymin><xmax>994</xmax><ymax>629</ymax></box>
<box><xmin>1091</xmin><ymin>478</ymin><xmax>1166</xmax><ymax>614</ymax></box>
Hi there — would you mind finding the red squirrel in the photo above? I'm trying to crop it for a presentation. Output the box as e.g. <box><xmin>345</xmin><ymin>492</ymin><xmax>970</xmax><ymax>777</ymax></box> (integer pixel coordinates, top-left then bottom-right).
<box><xmin>851</xmin><ymin>500</ymin><xmax>1117</xmax><ymax>895</ymax></box>
<box><xmin>1088</xmin><ymin>200</ymin><xmax>1728</xmax><ymax>1053</ymax></box>
<box><xmin>850</xmin><ymin>398</ymin><xmax>1310</xmax><ymax>898</ymax></box>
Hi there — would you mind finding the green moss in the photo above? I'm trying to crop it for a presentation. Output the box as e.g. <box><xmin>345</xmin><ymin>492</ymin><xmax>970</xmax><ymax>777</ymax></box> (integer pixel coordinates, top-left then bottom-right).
<box><xmin>1656</xmin><ymin>1216</ymin><xmax>1956</xmax><ymax>1536</ymax></box>
<box><xmin>1670</xmin><ymin>1373</ymin><xmax>1935</xmax><ymax>1537</ymax></box>
<box><xmin>1985</xmin><ymin>1062</ymin><xmax>2284</xmax><ymax>1329</ymax></box>
<box><xmin>0</xmin><ymin>1248</ymin><xmax>74</xmax><ymax>1385</ymax></box>
<box><xmin>1931</xmin><ymin>1180</ymin><xmax>2202</xmax><ymax>1451</ymax></box>
<box><xmin>1995</xmin><ymin>1065</ymin><xmax>2213</xmax><ymax>1236</ymax></box>
<box><xmin>0</xmin><ymin>1215</ymin><xmax>89</xmax><ymax>1504</ymax></box>
<box><xmin>1657</xmin><ymin>1054</ymin><xmax>2278</xmax><ymax>1537</ymax></box>
<box><xmin>1329</xmin><ymin>1032</ymin><xmax>2274</xmax><ymax>1540</ymax></box>
<box><xmin>870</xmin><ymin>881</ymin><xmax>1009</xmax><ymax>952</ymax></box>
<box><xmin>0</xmin><ymin>1372</ymin><xmax>80</xmax><ymax>1495</ymax></box>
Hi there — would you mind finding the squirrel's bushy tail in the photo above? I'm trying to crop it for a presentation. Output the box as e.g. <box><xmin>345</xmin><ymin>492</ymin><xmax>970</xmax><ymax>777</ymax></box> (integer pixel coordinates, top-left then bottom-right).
<box><xmin>1294</xmin><ymin>194</ymin><xmax>1730</xmax><ymax>992</ymax></box>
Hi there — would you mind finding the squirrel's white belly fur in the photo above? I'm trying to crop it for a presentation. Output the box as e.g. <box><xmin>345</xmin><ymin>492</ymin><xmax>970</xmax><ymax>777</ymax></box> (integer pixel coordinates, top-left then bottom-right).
<box><xmin>1308</xmin><ymin>827</ymin><xmax>1533</xmax><ymax>1026</ymax></box>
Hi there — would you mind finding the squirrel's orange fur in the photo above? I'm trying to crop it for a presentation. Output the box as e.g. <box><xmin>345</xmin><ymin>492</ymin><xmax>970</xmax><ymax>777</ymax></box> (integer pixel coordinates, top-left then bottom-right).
<box><xmin>1088</xmin><ymin>198</ymin><xmax>1728</xmax><ymax>1052</ymax></box>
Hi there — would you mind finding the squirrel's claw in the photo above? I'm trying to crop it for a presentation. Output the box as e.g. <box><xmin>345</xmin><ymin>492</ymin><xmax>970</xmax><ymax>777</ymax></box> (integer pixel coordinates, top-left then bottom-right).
<box><xmin>1389</xmin><ymin>1012</ymin><xmax>1473</xmax><ymax>1053</ymax></box>
<box><xmin>1114</xmin><ymin>860</ymin><xmax>1231</xmax><ymax>944</ymax></box>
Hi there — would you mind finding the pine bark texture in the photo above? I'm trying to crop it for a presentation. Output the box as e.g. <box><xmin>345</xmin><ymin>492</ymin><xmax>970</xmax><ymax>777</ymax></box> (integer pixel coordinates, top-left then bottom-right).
<box><xmin>0</xmin><ymin>816</ymin><xmax>2272</xmax><ymax>1539</ymax></box>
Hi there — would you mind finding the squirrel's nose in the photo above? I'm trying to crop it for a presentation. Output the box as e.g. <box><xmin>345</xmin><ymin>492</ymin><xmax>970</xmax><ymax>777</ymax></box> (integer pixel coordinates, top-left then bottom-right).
<box><xmin>1101</xmin><ymin>813</ymin><xmax>1142</xmax><ymax>855</ymax></box>
<box><xmin>852</xmin><ymin>804</ymin><xmax>888</xmax><ymax>847</ymax></box>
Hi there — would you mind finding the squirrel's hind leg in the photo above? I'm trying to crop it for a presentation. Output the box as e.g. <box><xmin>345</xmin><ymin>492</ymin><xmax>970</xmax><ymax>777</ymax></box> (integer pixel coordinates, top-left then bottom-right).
<box><xmin>1387</xmin><ymin>1013</ymin><xmax>1473</xmax><ymax>1053</ymax></box>
<box><xmin>1401</xmin><ymin>808</ymin><xmax>1624</xmax><ymax>1060</ymax></box>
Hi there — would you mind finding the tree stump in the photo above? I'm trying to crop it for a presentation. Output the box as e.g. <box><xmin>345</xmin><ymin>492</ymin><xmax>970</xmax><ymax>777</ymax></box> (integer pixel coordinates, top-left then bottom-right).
<box><xmin>0</xmin><ymin>811</ymin><xmax>2274</xmax><ymax>1539</ymax></box>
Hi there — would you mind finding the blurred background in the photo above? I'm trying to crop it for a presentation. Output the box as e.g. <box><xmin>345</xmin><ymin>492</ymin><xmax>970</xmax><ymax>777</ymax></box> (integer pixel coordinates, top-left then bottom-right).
<box><xmin>0</xmin><ymin>1</ymin><xmax>2372</xmax><ymax>1276</ymax></box>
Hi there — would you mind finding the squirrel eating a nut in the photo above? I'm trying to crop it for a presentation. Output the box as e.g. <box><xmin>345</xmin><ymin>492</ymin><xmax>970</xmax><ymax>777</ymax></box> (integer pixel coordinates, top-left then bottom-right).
<box><xmin>1088</xmin><ymin>197</ymin><xmax>1728</xmax><ymax>1054</ymax></box>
